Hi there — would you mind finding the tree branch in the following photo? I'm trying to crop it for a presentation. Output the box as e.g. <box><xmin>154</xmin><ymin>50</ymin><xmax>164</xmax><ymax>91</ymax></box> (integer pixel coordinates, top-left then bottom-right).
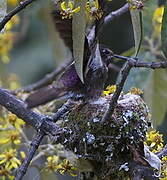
<box><xmin>102</xmin><ymin>61</ymin><xmax>132</xmax><ymax>122</ymax></box>
<box><xmin>15</xmin><ymin>131</ymin><xmax>45</xmax><ymax>180</ymax></box>
<box><xmin>104</xmin><ymin>3</ymin><xmax>129</xmax><ymax>25</ymax></box>
<box><xmin>0</xmin><ymin>88</ymin><xmax>65</xmax><ymax>136</ymax></box>
<box><xmin>0</xmin><ymin>0</ymin><xmax>37</xmax><ymax>31</ymax></box>
<box><xmin>14</xmin><ymin>60</ymin><xmax>72</xmax><ymax>94</ymax></box>
<box><xmin>14</xmin><ymin>99</ymin><xmax>75</xmax><ymax>179</ymax></box>
<box><xmin>89</xmin><ymin>3</ymin><xmax>130</xmax><ymax>46</ymax></box>
<box><xmin>52</xmin><ymin>99</ymin><xmax>76</xmax><ymax>122</ymax></box>
<box><xmin>96</xmin><ymin>3</ymin><xmax>129</xmax><ymax>38</ymax></box>
<box><xmin>114</xmin><ymin>54</ymin><xmax>167</xmax><ymax>69</ymax></box>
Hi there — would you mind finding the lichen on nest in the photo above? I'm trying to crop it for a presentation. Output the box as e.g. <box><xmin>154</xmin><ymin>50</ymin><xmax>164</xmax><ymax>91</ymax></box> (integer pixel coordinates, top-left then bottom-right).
<box><xmin>57</xmin><ymin>93</ymin><xmax>151</xmax><ymax>178</ymax></box>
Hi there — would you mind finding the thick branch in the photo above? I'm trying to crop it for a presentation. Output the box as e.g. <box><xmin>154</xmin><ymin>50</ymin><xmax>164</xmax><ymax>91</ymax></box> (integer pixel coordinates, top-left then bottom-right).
<box><xmin>14</xmin><ymin>100</ymin><xmax>75</xmax><ymax>180</ymax></box>
<box><xmin>15</xmin><ymin>131</ymin><xmax>45</xmax><ymax>180</ymax></box>
<box><xmin>0</xmin><ymin>0</ymin><xmax>37</xmax><ymax>31</ymax></box>
<box><xmin>0</xmin><ymin>88</ymin><xmax>64</xmax><ymax>136</ymax></box>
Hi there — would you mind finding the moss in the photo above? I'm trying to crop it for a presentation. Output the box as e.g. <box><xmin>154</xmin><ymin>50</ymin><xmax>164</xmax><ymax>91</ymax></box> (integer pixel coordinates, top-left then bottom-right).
<box><xmin>57</xmin><ymin>94</ymin><xmax>150</xmax><ymax>179</ymax></box>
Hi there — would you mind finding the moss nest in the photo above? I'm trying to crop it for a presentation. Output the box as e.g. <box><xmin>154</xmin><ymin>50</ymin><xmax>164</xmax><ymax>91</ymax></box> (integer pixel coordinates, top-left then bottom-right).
<box><xmin>58</xmin><ymin>93</ymin><xmax>151</xmax><ymax>179</ymax></box>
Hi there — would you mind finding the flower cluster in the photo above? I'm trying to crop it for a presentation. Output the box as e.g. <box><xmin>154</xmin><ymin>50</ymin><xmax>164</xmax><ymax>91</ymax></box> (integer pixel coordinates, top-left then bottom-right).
<box><xmin>161</xmin><ymin>156</ymin><xmax>167</xmax><ymax>179</ymax></box>
<box><xmin>60</xmin><ymin>1</ymin><xmax>80</xmax><ymax>19</ymax></box>
<box><xmin>103</xmin><ymin>85</ymin><xmax>116</xmax><ymax>96</ymax></box>
<box><xmin>0</xmin><ymin>15</ymin><xmax>19</xmax><ymax>63</ymax></box>
<box><xmin>45</xmin><ymin>156</ymin><xmax>78</xmax><ymax>176</ymax></box>
<box><xmin>145</xmin><ymin>130</ymin><xmax>164</xmax><ymax>153</ymax></box>
<box><xmin>127</xmin><ymin>0</ymin><xmax>144</xmax><ymax>10</ymax></box>
<box><xmin>86</xmin><ymin>0</ymin><xmax>103</xmax><ymax>20</ymax></box>
<box><xmin>129</xmin><ymin>87</ymin><xmax>143</xmax><ymax>95</ymax></box>
<box><xmin>59</xmin><ymin>0</ymin><xmax>105</xmax><ymax>19</ymax></box>
<box><xmin>0</xmin><ymin>149</ymin><xmax>24</xmax><ymax>180</ymax></box>
<box><xmin>0</xmin><ymin>111</ymin><xmax>25</xmax><ymax>179</ymax></box>
<box><xmin>145</xmin><ymin>130</ymin><xmax>167</xmax><ymax>179</ymax></box>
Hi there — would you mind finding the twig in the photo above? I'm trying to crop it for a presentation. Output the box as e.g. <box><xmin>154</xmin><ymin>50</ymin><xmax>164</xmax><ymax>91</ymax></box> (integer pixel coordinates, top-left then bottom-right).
<box><xmin>102</xmin><ymin>62</ymin><xmax>132</xmax><ymax>122</ymax></box>
<box><xmin>0</xmin><ymin>0</ymin><xmax>37</xmax><ymax>31</ymax></box>
<box><xmin>114</xmin><ymin>54</ymin><xmax>167</xmax><ymax>69</ymax></box>
<box><xmin>15</xmin><ymin>131</ymin><xmax>45</xmax><ymax>180</ymax></box>
<box><xmin>89</xmin><ymin>3</ymin><xmax>129</xmax><ymax>46</ymax></box>
<box><xmin>104</xmin><ymin>3</ymin><xmax>129</xmax><ymax>25</ymax></box>
<box><xmin>96</xmin><ymin>3</ymin><xmax>129</xmax><ymax>38</ymax></box>
<box><xmin>14</xmin><ymin>60</ymin><xmax>72</xmax><ymax>94</ymax></box>
<box><xmin>0</xmin><ymin>88</ymin><xmax>64</xmax><ymax>136</ymax></box>
<box><xmin>52</xmin><ymin>99</ymin><xmax>76</xmax><ymax>122</ymax></box>
<box><xmin>102</xmin><ymin>53</ymin><xmax>167</xmax><ymax>122</ymax></box>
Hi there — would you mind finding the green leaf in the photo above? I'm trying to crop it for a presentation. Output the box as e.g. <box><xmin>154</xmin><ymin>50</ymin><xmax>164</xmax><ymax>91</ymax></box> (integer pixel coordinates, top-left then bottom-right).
<box><xmin>130</xmin><ymin>8</ymin><xmax>143</xmax><ymax>57</ymax></box>
<box><xmin>144</xmin><ymin>69</ymin><xmax>167</xmax><ymax>127</ymax></box>
<box><xmin>161</xmin><ymin>2</ymin><xmax>167</xmax><ymax>58</ymax></box>
<box><xmin>72</xmin><ymin>0</ymin><xmax>87</xmax><ymax>83</ymax></box>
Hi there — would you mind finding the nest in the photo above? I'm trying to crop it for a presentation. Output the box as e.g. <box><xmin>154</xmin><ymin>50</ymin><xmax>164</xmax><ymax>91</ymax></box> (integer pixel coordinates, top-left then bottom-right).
<box><xmin>58</xmin><ymin>93</ymin><xmax>151</xmax><ymax>179</ymax></box>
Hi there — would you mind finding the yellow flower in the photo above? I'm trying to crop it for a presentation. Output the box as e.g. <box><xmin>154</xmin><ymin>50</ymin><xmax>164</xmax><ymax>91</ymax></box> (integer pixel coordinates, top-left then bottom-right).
<box><xmin>103</xmin><ymin>85</ymin><xmax>116</xmax><ymax>96</ymax></box>
<box><xmin>86</xmin><ymin>0</ymin><xmax>103</xmax><ymax>19</ymax></box>
<box><xmin>45</xmin><ymin>155</ymin><xmax>59</xmax><ymax>171</ymax></box>
<box><xmin>152</xmin><ymin>6</ymin><xmax>164</xmax><ymax>35</ymax></box>
<box><xmin>55</xmin><ymin>159</ymin><xmax>78</xmax><ymax>176</ymax></box>
<box><xmin>145</xmin><ymin>130</ymin><xmax>164</xmax><ymax>152</ymax></box>
<box><xmin>7</xmin><ymin>0</ymin><xmax>19</xmax><ymax>6</ymax></box>
<box><xmin>20</xmin><ymin>151</ymin><xmax>26</xmax><ymax>160</ymax></box>
<box><xmin>0</xmin><ymin>167</ymin><xmax>14</xmax><ymax>180</ymax></box>
<box><xmin>0</xmin><ymin>32</ymin><xmax>14</xmax><ymax>63</ymax></box>
<box><xmin>60</xmin><ymin>1</ymin><xmax>80</xmax><ymax>19</ymax></box>
<box><xmin>46</xmin><ymin>157</ymin><xmax>78</xmax><ymax>176</ymax></box>
<box><xmin>5</xmin><ymin>15</ymin><xmax>20</xmax><ymax>31</ymax></box>
<box><xmin>0</xmin><ymin>15</ymin><xmax>19</xmax><ymax>63</ymax></box>
<box><xmin>7</xmin><ymin>74</ymin><xmax>20</xmax><ymax>90</ymax></box>
<box><xmin>127</xmin><ymin>0</ymin><xmax>144</xmax><ymax>10</ymax></box>
<box><xmin>160</xmin><ymin>156</ymin><xmax>167</xmax><ymax>179</ymax></box>
<box><xmin>0</xmin><ymin>130</ymin><xmax>21</xmax><ymax>145</ymax></box>
<box><xmin>7</xmin><ymin>113</ymin><xmax>25</xmax><ymax>129</ymax></box>
<box><xmin>129</xmin><ymin>87</ymin><xmax>143</xmax><ymax>95</ymax></box>
<box><xmin>0</xmin><ymin>149</ymin><xmax>21</xmax><ymax>170</ymax></box>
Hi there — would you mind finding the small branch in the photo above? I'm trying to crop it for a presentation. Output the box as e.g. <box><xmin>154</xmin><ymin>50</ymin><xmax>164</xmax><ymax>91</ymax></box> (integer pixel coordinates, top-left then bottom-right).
<box><xmin>96</xmin><ymin>3</ymin><xmax>129</xmax><ymax>38</ymax></box>
<box><xmin>89</xmin><ymin>3</ymin><xmax>129</xmax><ymax>46</ymax></box>
<box><xmin>104</xmin><ymin>3</ymin><xmax>129</xmax><ymax>25</ymax></box>
<box><xmin>114</xmin><ymin>54</ymin><xmax>167</xmax><ymax>69</ymax></box>
<box><xmin>52</xmin><ymin>100</ymin><xmax>76</xmax><ymax>122</ymax></box>
<box><xmin>14</xmin><ymin>60</ymin><xmax>72</xmax><ymax>94</ymax></box>
<box><xmin>0</xmin><ymin>88</ymin><xmax>64</xmax><ymax>136</ymax></box>
<box><xmin>102</xmin><ymin>62</ymin><xmax>132</xmax><ymax>122</ymax></box>
<box><xmin>0</xmin><ymin>0</ymin><xmax>37</xmax><ymax>31</ymax></box>
<box><xmin>102</xmin><ymin>53</ymin><xmax>167</xmax><ymax>122</ymax></box>
<box><xmin>15</xmin><ymin>131</ymin><xmax>45</xmax><ymax>180</ymax></box>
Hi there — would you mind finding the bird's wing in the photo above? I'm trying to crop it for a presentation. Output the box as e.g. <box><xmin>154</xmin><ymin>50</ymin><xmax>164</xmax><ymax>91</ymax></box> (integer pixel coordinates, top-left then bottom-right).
<box><xmin>25</xmin><ymin>85</ymin><xmax>67</xmax><ymax>108</ymax></box>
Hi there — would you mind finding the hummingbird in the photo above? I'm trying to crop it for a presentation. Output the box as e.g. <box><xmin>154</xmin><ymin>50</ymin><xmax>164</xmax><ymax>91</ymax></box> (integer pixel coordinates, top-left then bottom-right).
<box><xmin>25</xmin><ymin>9</ymin><xmax>113</xmax><ymax>108</ymax></box>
